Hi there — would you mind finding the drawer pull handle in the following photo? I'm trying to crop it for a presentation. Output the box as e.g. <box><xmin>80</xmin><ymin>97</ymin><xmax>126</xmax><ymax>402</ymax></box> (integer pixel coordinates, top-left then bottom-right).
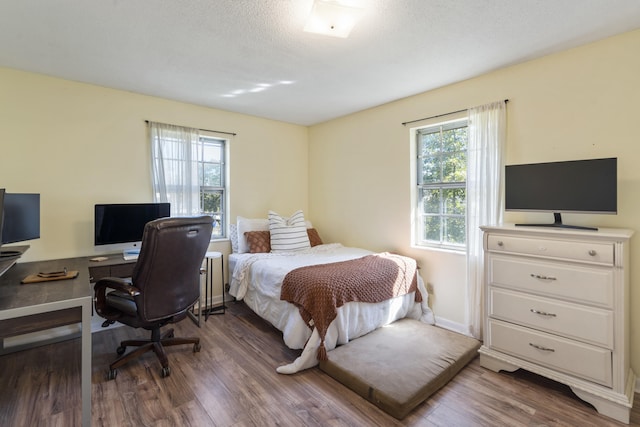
<box><xmin>529</xmin><ymin>343</ymin><xmax>555</xmax><ymax>352</ymax></box>
<box><xmin>530</xmin><ymin>308</ymin><xmax>556</xmax><ymax>317</ymax></box>
<box><xmin>588</xmin><ymin>250</ymin><xmax>597</xmax><ymax>256</ymax></box>
<box><xmin>530</xmin><ymin>273</ymin><xmax>557</xmax><ymax>281</ymax></box>
<box><xmin>497</xmin><ymin>241</ymin><xmax>504</xmax><ymax>247</ymax></box>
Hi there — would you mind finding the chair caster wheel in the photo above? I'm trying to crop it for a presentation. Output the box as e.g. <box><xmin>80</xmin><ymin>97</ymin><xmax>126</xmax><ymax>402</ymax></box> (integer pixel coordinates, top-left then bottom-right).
<box><xmin>116</xmin><ymin>346</ymin><xmax>126</xmax><ymax>355</ymax></box>
<box><xmin>161</xmin><ymin>367</ymin><xmax>171</xmax><ymax>378</ymax></box>
<box><xmin>107</xmin><ymin>369</ymin><xmax>118</xmax><ymax>380</ymax></box>
<box><xmin>193</xmin><ymin>343</ymin><xmax>201</xmax><ymax>352</ymax></box>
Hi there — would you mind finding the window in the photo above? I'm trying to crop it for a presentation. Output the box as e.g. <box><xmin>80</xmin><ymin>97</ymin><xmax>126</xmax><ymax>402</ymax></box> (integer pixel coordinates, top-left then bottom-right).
<box><xmin>149</xmin><ymin>122</ymin><xmax>229</xmax><ymax>240</ymax></box>
<box><xmin>415</xmin><ymin>119</ymin><xmax>468</xmax><ymax>249</ymax></box>
<box><xmin>198</xmin><ymin>136</ymin><xmax>226</xmax><ymax>238</ymax></box>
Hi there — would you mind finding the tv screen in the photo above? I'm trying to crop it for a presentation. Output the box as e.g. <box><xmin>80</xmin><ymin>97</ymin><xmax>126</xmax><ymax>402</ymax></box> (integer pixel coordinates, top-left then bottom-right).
<box><xmin>505</xmin><ymin>158</ymin><xmax>616</xmax><ymax>230</ymax></box>
<box><xmin>94</xmin><ymin>203</ymin><xmax>170</xmax><ymax>246</ymax></box>
<box><xmin>2</xmin><ymin>193</ymin><xmax>40</xmax><ymax>244</ymax></box>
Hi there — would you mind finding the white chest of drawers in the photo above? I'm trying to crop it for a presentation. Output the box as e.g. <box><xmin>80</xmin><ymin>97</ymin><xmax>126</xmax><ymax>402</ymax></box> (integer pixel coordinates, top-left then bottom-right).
<box><xmin>479</xmin><ymin>224</ymin><xmax>634</xmax><ymax>424</ymax></box>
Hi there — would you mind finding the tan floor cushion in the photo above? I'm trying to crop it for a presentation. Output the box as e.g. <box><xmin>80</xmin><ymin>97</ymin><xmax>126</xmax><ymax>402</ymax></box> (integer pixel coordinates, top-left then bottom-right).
<box><xmin>319</xmin><ymin>318</ymin><xmax>481</xmax><ymax>419</ymax></box>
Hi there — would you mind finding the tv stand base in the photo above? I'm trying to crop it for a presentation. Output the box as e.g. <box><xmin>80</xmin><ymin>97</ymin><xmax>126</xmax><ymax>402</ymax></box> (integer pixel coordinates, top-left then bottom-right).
<box><xmin>515</xmin><ymin>212</ymin><xmax>597</xmax><ymax>231</ymax></box>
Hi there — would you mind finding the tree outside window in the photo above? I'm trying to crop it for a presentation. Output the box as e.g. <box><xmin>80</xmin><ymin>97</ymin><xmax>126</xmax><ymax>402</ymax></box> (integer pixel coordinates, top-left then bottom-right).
<box><xmin>416</xmin><ymin>120</ymin><xmax>468</xmax><ymax>248</ymax></box>
<box><xmin>198</xmin><ymin>137</ymin><xmax>225</xmax><ymax>238</ymax></box>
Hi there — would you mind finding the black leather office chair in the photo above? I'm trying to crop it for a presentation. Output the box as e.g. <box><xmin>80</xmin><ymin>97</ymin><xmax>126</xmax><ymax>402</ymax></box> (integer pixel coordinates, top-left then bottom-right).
<box><xmin>94</xmin><ymin>216</ymin><xmax>213</xmax><ymax>379</ymax></box>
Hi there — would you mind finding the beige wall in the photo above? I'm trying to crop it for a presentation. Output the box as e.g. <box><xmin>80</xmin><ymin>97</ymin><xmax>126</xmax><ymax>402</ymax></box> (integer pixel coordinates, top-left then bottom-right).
<box><xmin>308</xmin><ymin>29</ymin><xmax>640</xmax><ymax>363</ymax></box>
<box><xmin>0</xmin><ymin>67</ymin><xmax>308</xmax><ymax>264</ymax></box>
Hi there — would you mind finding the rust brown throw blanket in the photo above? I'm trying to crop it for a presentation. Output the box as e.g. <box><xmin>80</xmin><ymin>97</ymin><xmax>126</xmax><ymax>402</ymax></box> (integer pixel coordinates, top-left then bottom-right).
<box><xmin>280</xmin><ymin>253</ymin><xmax>421</xmax><ymax>361</ymax></box>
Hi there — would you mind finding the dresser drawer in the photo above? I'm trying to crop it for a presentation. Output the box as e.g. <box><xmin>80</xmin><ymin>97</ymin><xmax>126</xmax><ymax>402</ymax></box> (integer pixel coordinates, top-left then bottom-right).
<box><xmin>487</xmin><ymin>235</ymin><xmax>614</xmax><ymax>265</ymax></box>
<box><xmin>487</xmin><ymin>320</ymin><xmax>612</xmax><ymax>387</ymax></box>
<box><xmin>488</xmin><ymin>288</ymin><xmax>613</xmax><ymax>348</ymax></box>
<box><xmin>489</xmin><ymin>256</ymin><xmax>614</xmax><ymax>308</ymax></box>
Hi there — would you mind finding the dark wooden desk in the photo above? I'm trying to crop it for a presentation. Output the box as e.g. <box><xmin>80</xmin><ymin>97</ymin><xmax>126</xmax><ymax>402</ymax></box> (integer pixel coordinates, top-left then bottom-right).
<box><xmin>87</xmin><ymin>254</ymin><xmax>136</xmax><ymax>283</ymax></box>
<box><xmin>0</xmin><ymin>256</ymin><xmax>92</xmax><ymax>427</ymax></box>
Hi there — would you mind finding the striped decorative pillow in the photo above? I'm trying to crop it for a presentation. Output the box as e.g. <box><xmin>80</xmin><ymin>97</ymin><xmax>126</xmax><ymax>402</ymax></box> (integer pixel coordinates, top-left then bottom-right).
<box><xmin>268</xmin><ymin>210</ymin><xmax>311</xmax><ymax>253</ymax></box>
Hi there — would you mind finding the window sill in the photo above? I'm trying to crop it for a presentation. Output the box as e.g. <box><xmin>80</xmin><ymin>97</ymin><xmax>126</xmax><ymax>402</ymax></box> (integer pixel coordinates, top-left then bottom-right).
<box><xmin>209</xmin><ymin>237</ymin><xmax>229</xmax><ymax>243</ymax></box>
<box><xmin>411</xmin><ymin>244</ymin><xmax>466</xmax><ymax>256</ymax></box>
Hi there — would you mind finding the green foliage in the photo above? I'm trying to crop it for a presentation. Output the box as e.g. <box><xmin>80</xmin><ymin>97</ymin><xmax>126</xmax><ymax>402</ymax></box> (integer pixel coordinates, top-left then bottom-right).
<box><xmin>201</xmin><ymin>191</ymin><xmax>222</xmax><ymax>237</ymax></box>
<box><xmin>202</xmin><ymin>192</ymin><xmax>221</xmax><ymax>213</ymax></box>
<box><xmin>417</xmin><ymin>123</ymin><xmax>468</xmax><ymax>246</ymax></box>
<box><xmin>444</xmin><ymin>188</ymin><xmax>466</xmax><ymax>215</ymax></box>
<box><xmin>201</xmin><ymin>163</ymin><xmax>222</xmax><ymax>186</ymax></box>
<box><xmin>420</xmin><ymin>214</ymin><xmax>465</xmax><ymax>245</ymax></box>
<box><xmin>198</xmin><ymin>140</ymin><xmax>223</xmax><ymax>187</ymax></box>
<box><xmin>419</xmin><ymin>126</ymin><xmax>467</xmax><ymax>184</ymax></box>
<box><xmin>199</xmin><ymin>138</ymin><xmax>225</xmax><ymax>237</ymax></box>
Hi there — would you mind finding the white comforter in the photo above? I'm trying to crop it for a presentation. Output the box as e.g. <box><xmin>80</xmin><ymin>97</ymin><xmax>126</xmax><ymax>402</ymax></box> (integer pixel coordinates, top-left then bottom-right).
<box><xmin>229</xmin><ymin>243</ymin><xmax>434</xmax><ymax>374</ymax></box>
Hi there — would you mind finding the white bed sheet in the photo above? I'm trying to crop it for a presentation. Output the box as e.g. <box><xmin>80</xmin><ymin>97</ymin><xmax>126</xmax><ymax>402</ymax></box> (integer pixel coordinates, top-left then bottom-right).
<box><xmin>228</xmin><ymin>243</ymin><xmax>434</xmax><ymax>374</ymax></box>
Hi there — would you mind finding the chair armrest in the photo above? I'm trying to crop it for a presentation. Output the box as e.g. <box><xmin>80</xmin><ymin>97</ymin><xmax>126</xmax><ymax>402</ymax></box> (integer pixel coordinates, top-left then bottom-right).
<box><xmin>94</xmin><ymin>277</ymin><xmax>140</xmax><ymax>295</ymax></box>
<box><xmin>94</xmin><ymin>277</ymin><xmax>141</xmax><ymax>319</ymax></box>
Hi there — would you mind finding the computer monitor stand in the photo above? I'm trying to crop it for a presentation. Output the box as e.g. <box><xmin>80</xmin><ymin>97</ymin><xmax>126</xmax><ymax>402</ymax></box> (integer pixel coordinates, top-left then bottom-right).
<box><xmin>123</xmin><ymin>248</ymin><xmax>140</xmax><ymax>261</ymax></box>
<box><xmin>0</xmin><ymin>245</ymin><xmax>29</xmax><ymax>278</ymax></box>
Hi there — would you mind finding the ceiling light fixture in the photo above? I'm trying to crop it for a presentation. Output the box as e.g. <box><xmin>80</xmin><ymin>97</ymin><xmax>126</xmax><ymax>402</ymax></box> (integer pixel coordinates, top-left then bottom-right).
<box><xmin>304</xmin><ymin>0</ymin><xmax>364</xmax><ymax>38</ymax></box>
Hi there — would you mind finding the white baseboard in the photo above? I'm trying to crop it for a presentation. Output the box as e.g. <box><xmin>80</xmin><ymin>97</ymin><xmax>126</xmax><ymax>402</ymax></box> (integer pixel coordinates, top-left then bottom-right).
<box><xmin>433</xmin><ymin>315</ymin><xmax>471</xmax><ymax>336</ymax></box>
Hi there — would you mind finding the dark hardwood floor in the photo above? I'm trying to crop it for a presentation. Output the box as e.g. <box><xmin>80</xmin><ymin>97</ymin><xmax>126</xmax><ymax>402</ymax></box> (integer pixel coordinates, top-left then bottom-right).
<box><xmin>1</xmin><ymin>301</ymin><xmax>639</xmax><ymax>426</ymax></box>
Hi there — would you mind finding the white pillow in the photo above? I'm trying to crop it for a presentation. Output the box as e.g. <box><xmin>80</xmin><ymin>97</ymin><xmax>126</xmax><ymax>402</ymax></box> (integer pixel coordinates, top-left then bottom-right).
<box><xmin>236</xmin><ymin>216</ymin><xmax>270</xmax><ymax>254</ymax></box>
<box><xmin>229</xmin><ymin>223</ymin><xmax>239</xmax><ymax>253</ymax></box>
<box><xmin>269</xmin><ymin>210</ymin><xmax>311</xmax><ymax>253</ymax></box>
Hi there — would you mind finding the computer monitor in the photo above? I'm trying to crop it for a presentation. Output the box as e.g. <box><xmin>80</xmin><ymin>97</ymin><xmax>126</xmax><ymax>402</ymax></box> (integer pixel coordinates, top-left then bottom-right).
<box><xmin>2</xmin><ymin>193</ymin><xmax>40</xmax><ymax>244</ymax></box>
<box><xmin>94</xmin><ymin>202</ymin><xmax>170</xmax><ymax>259</ymax></box>
<box><xmin>0</xmin><ymin>191</ymin><xmax>39</xmax><ymax>274</ymax></box>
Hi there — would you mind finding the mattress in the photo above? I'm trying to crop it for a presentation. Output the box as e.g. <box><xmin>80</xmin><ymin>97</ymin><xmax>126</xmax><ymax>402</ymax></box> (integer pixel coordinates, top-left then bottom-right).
<box><xmin>228</xmin><ymin>244</ymin><xmax>434</xmax><ymax>374</ymax></box>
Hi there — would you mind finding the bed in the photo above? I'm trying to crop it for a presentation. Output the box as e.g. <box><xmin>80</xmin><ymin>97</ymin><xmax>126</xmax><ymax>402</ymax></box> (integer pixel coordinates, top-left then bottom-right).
<box><xmin>228</xmin><ymin>213</ymin><xmax>434</xmax><ymax>374</ymax></box>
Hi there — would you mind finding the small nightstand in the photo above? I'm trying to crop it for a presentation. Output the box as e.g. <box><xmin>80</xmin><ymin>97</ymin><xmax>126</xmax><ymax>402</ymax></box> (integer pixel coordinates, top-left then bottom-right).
<box><xmin>202</xmin><ymin>251</ymin><xmax>225</xmax><ymax>319</ymax></box>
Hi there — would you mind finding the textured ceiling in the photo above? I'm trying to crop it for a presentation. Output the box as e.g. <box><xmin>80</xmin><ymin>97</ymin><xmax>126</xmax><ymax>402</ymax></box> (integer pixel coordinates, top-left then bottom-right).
<box><xmin>1</xmin><ymin>0</ymin><xmax>639</xmax><ymax>126</ymax></box>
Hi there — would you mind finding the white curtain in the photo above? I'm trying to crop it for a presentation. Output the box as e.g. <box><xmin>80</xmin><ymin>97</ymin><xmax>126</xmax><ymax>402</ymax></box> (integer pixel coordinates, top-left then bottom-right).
<box><xmin>149</xmin><ymin>121</ymin><xmax>202</xmax><ymax>216</ymax></box>
<box><xmin>466</xmin><ymin>100</ymin><xmax>506</xmax><ymax>339</ymax></box>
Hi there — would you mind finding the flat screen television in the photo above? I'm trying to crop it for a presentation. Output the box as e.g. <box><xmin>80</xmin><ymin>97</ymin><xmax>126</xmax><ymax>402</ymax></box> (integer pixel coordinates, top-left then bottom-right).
<box><xmin>2</xmin><ymin>193</ymin><xmax>41</xmax><ymax>245</ymax></box>
<box><xmin>94</xmin><ymin>202</ymin><xmax>170</xmax><ymax>258</ymax></box>
<box><xmin>504</xmin><ymin>157</ymin><xmax>617</xmax><ymax>231</ymax></box>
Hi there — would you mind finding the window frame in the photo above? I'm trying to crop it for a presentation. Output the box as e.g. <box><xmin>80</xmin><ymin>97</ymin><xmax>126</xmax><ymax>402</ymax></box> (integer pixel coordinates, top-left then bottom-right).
<box><xmin>197</xmin><ymin>133</ymin><xmax>228</xmax><ymax>240</ymax></box>
<box><xmin>413</xmin><ymin>117</ymin><xmax>468</xmax><ymax>251</ymax></box>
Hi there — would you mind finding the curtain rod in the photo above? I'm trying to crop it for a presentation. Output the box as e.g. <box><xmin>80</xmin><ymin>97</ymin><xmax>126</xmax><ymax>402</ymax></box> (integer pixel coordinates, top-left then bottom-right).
<box><xmin>401</xmin><ymin>99</ymin><xmax>509</xmax><ymax>126</ymax></box>
<box><xmin>145</xmin><ymin>120</ymin><xmax>237</xmax><ymax>136</ymax></box>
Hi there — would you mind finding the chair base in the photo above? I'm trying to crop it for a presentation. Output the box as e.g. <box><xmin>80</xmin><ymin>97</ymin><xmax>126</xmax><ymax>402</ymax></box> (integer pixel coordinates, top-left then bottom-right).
<box><xmin>107</xmin><ymin>327</ymin><xmax>201</xmax><ymax>379</ymax></box>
